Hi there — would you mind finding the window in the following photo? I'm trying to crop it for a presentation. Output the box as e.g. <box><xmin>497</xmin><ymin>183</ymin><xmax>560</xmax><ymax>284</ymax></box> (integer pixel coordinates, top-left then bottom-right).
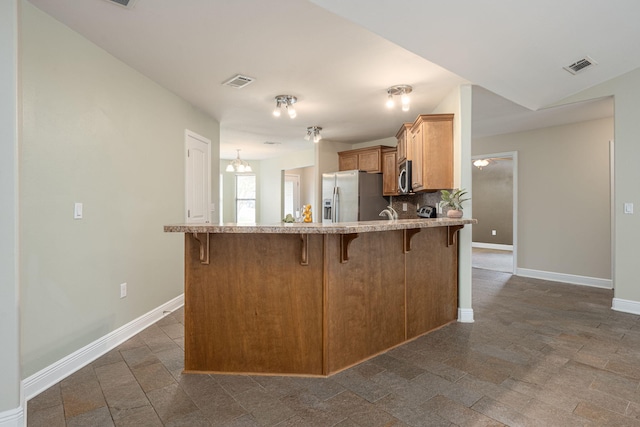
<box><xmin>236</xmin><ymin>174</ymin><xmax>256</xmax><ymax>223</ymax></box>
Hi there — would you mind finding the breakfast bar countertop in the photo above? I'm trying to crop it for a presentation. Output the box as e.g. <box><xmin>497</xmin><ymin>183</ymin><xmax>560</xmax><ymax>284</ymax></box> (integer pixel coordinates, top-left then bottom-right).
<box><xmin>164</xmin><ymin>217</ymin><xmax>477</xmax><ymax>235</ymax></box>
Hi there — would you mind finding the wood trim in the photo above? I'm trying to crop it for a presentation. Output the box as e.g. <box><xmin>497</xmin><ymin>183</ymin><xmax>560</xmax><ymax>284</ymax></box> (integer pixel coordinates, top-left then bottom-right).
<box><xmin>340</xmin><ymin>233</ymin><xmax>359</xmax><ymax>263</ymax></box>
<box><xmin>300</xmin><ymin>234</ymin><xmax>309</xmax><ymax>266</ymax></box>
<box><xmin>322</xmin><ymin>235</ymin><xmax>329</xmax><ymax>376</ymax></box>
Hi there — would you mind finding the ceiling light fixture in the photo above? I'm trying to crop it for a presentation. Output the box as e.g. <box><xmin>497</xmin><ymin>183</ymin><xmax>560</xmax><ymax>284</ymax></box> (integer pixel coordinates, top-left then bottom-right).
<box><xmin>304</xmin><ymin>126</ymin><xmax>323</xmax><ymax>143</ymax></box>
<box><xmin>473</xmin><ymin>159</ymin><xmax>490</xmax><ymax>169</ymax></box>
<box><xmin>225</xmin><ymin>149</ymin><xmax>252</xmax><ymax>173</ymax></box>
<box><xmin>273</xmin><ymin>95</ymin><xmax>297</xmax><ymax>119</ymax></box>
<box><xmin>386</xmin><ymin>85</ymin><xmax>412</xmax><ymax>112</ymax></box>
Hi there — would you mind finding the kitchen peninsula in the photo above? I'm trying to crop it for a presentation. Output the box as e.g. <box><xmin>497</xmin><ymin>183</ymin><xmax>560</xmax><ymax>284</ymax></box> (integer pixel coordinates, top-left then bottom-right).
<box><xmin>165</xmin><ymin>218</ymin><xmax>476</xmax><ymax>376</ymax></box>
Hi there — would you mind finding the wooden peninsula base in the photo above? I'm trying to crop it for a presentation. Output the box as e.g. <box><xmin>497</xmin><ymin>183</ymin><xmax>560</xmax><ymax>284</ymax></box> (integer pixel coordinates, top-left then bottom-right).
<box><xmin>165</xmin><ymin>219</ymin><xmax>475</xmax><ymax>376</ymax></box>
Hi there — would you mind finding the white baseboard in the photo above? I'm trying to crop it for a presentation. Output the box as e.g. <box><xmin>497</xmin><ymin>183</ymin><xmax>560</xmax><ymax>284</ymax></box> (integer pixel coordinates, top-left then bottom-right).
<box><xmin>0</xmin><ymin>406</ymin><xmax>23</xmax><ymax>427</ymax></box>
<box><xmin>516</xmin><ymin>268</ymin><xmax>612</xmax><ymax>289</ymax></box>
<box><xmin>612</xmin><ymin>298</ymin><xmax>640</xmax><ymax>315</ymax></box>
<box><xmin>458</xmin><ymin>308</ymin><xmax>474</xmax><ymax>323</ymax></box>
<box><xmin>23</xmin><ymin>294</ymin><xmax>184</xmax><ymax>401</ymax></box>
<box><xmin>472</xmin><ymin>242</ymin><xmax>513</xmax><ymax>251</ymax></box>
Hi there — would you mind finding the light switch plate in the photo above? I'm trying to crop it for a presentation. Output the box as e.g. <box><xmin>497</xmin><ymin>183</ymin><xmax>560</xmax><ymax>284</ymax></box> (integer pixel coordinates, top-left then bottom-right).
<box><xmin>624</xmin><ymin>202</ymin><xmax>634</xmax><ymax>214</ymax></box>
<box><xmin>74</xmin><ymin>202</ymin><xmax>83</xmax><ymax>219</ymax></box>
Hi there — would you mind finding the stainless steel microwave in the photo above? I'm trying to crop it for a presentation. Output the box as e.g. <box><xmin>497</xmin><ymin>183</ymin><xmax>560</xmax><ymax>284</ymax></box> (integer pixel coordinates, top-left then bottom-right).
<box><xmin>398</xmin><ymin>160</ymin><xmax>412</xmax><ymax>194</ymax></box>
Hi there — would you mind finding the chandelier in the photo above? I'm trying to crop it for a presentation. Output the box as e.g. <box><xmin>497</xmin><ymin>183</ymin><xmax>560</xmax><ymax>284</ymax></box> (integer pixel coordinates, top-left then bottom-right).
<box><xmin>225</xmin><ymin>149</ymin><xmax>252</xmax><ymax>172</ymax></box>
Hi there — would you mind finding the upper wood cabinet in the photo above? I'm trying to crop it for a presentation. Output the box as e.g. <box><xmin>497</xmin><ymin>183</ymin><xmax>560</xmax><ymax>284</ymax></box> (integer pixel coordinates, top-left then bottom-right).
<box><xmin>395</xmin><ymin>123</ymin><xmax>413</xmax><ymax>163</ymax></box>
<box><xmin>338</xmin><ymin>145</ymin><xmax>392</xmax><ymax>173</ymax></box>
<box><xmin>410</xmin><ymin>114</ymin><xmax>453</xmax><ymax>192</ymax></box>
<box><xmin>382</xmin><ymin>148</ymin><xmax>398</xmax><ymax>196</ymax></box>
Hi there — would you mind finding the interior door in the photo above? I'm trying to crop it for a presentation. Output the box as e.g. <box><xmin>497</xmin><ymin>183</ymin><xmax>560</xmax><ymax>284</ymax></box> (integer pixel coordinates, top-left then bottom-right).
<box><xmin>185</xmin><ymin>130</ymin><xmax>211</xmax><ymax>223</ymax></box>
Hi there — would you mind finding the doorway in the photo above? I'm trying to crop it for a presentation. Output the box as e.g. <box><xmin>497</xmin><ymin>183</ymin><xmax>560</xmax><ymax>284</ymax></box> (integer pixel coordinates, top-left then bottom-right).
<box><xmin>471</xmin><ymin>151</ymin><xmax>517</xmax><ymax>273</ymax></box>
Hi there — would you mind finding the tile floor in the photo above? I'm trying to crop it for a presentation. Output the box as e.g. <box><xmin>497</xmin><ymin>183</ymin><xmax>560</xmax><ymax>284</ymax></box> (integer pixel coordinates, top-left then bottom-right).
<box><xmin>472</xmin><ymin>248</ymin><xmax>514</xmax><ymax>273</ymax></box>
<box><xmin>27</xmin><ymin>269</ymin><xmax>640</xmax><ymax>426</ymax></box>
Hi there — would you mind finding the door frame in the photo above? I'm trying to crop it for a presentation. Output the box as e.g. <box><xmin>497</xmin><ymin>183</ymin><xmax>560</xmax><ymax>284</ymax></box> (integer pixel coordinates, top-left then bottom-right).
<box><xmin>283</xmin><ymin>174</ymin><xmax>301</xmax><ymax>218</ymax></box>
<box><xmin>471</xmin><ymin>151</ymin><xmax>518</xmax><ymax>274</ymax></box>
<box><xmin>185</xmin><ymin>129</ymin><xmax>211</xmax><ymax>223</ymax></box>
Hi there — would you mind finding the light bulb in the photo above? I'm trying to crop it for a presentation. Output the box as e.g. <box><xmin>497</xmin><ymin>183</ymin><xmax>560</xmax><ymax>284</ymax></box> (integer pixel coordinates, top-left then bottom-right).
<box><xmin>313</xmin><ymin>133</ymin><xmax>322</xmax><ymax>143</ymax></box>
<box><xmin>225</xmin><ymin>164</ymin><xmax>234</xmax><ymax>172</ymax></box>
<box><xmin>402</xmin><ymin>103</ymin><xmax>410</xmax><ymax>112</ymax></box>
<box><xmin>272</xmin><ymin>107</ymin><xmax>281</xmax><ymax>117</ymax></box>
<box><xmin>386</xmin><ymin>94</ymin><xmax>395</xmax><ymax>109</ymax></box>
<box><xmin>245</xmin><ymin>165</ymin><xmax>252</xmax><ymax>172</ymax></box>
<box><xmin>287</xmin><ymin>106</ymin><xmax>297</xmax><ymax>119</ymax></box>
<box><xmin>237</xmin><ymin>164</ymin><xmax>245</xmax><ymax>173</ymax></box>
<box><xmin>401</xmin><ymin>93</ymin><xmax>410</xmax><ymax>105</ymax></box>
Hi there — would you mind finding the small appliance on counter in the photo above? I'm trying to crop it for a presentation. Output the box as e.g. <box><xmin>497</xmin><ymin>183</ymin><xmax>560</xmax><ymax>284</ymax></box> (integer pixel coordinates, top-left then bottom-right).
<box><xmin>417</xmin><ymin>205</ymin><xmax>437</xmax><ymax>218</ymax></box>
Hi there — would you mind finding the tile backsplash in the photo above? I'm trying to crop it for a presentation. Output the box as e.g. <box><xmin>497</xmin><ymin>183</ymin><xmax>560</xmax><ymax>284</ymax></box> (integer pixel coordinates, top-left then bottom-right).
<box><xmin>390</xmin><ymin>191</ymin><xmax>447</xmax><ymax>219</ymax></box>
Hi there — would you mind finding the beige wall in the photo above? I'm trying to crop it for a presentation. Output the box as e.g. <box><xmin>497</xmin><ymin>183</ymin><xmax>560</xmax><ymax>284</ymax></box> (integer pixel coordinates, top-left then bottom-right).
<box><xmin>285</xmin><ymin>166</ymin><xmax>315</xmax><ymax>210</ymax></box>
<box><xmin>350</xmin><ymin>136</ymin><xmax>397</xmax><ymax>150</ymax></box>
<box><xmin>474</xmin><ymin>117</ymin><xmax>613</xmax><ymax>280</ymax></box>
<box><xmin>0</xmin><ymin>0</ymin><xmax>21</xmax><ymax>415</ymax></box>
<box><xmin>472</xmin><ymin>158</ymin><xmax>513</xmax><ymax>245</ymax></box>
<box><xmin>20</xmin><ymin>2</ymin><xmax>220</xmax><ymax>377</ymax></box>
<box><xmin>555</xmin><ymin>70</ymin><xmax>640</xmax><ymax>305</ymax></box>
<box><xmin>259</xmin><ymin>149</ymin><xmax>315</xmax><ymax>224</ymax></box>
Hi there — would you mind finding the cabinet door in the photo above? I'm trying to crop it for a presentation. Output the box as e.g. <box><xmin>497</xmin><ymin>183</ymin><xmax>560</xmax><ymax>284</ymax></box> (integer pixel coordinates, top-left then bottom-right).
<box><xmin>339</xmin><ymin>153</ymin><xmax>358</xmax><ymax>171</ymax></box>
<box><xmin>411</xmin><ymin>125</ymin><xmax>424</xmax><ymax>191</ymax></box>
<box><xmin>358</xmin><ymin>150</ymin><xmax>381</xmax><ymax>173</ymax></box>
<box><xmin>397</xmin><ymin>132</ymin><xmax>406</xmax><ymax>163</ymax></box>
<box><xmin>396</xmin><ymin>124</ymin><xmax>412</xmax><ymax>163</ymax></box>
<box><xmin>382</xmin><ymin>150</ymin><xmax>398</xmax><ymax>196</ymax></box>
<box><xmin>422</xmin><ymin>119</ymin><xmax>453</xmax><ymax>190</ymax></box>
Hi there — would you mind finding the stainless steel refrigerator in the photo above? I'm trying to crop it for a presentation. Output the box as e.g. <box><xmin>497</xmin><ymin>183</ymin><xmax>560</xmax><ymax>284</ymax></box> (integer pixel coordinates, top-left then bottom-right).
<box><xmin>322</xmin><ymin>170</ymin><xmax>388</xmax><ymax>223</ymax></box>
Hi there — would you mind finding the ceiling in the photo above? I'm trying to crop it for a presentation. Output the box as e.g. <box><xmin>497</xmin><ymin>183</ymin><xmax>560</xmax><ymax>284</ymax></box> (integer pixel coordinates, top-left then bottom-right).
<box><xmin>28</xmin><ymin>0</ymin><xmax>629</xmax><ymax>160</ymax></box>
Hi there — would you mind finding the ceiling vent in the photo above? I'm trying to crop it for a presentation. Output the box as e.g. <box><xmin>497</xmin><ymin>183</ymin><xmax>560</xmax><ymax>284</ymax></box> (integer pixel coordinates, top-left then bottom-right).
<box><xmin>563</xmin><ymin>56</ymin><xmax>597</xmax><ymax>75</ymax></box>
<box><xmin>103</xmin><ymin>0</ymin><xmax>138</xmax><ymax>9</ymax></box>
<box><xmin>222</xmin><ymin>74</ymin><xmax>255</xmax><ymax>89</ymax></box>
<box><xmin>264</xmin><ymin>141</ymin><xmax>282</xmax><ymax>145</ymax></box>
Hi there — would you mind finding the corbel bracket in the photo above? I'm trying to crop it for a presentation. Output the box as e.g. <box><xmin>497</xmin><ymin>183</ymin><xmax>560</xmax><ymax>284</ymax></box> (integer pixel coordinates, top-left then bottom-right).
<box><xmin>193</xmin><ymin>232</ymin><xmax>210</xmax><ymax>265</ymax></box>
<box><xmin>340</xmin><ymin>233</ymin><xmax>359</xmax><ymax>263</ymax></box>
<box><xmin>447</xmin><ymin>225</ymin><xmax>464</xmax><ymax>247</ymax></box>
<box><xmin>403</xmin><ymin>228</ymin><xmax>421</xmax><ymax>253</ymax></box>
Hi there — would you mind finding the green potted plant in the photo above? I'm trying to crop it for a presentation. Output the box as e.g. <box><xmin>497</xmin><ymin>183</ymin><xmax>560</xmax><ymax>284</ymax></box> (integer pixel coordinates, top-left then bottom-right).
<box><xmin>439</xmin><ymin>188</ymin><xmax>470</xmax><ymax>218</ymax></box>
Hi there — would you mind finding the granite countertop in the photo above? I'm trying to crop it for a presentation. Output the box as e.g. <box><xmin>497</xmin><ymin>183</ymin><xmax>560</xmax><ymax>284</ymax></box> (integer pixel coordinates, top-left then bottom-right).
<box><xmin>164</xmin><ymin>217</ymin><xmax>477</xmax><ymax>235</ymax></box>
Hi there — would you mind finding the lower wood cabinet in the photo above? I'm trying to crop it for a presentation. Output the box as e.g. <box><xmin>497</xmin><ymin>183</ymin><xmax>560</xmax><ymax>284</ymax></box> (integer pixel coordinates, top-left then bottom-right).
<box><xmin>183</xmin><ymin>227</ymin><xmax>461</xmax><ymax>376</ymax></box>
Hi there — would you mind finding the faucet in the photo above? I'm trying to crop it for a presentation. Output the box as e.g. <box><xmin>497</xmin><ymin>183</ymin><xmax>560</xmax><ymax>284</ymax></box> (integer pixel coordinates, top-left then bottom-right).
<box><xmin>379</xmin><ymin>205</ymin><xmax>398</xmax><ymax>220</ymax></box>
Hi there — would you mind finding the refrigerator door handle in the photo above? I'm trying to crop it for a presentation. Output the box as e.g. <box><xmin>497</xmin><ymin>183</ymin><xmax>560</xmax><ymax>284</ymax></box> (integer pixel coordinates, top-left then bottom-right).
<box><xmin>332</xmin><ymin>186</ymin><xmax>339</xmax><ymax>223</ymax></box>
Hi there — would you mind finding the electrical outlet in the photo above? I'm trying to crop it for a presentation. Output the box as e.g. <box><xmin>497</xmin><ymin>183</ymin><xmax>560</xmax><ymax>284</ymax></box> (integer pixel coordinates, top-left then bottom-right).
<box><xmin>491</xmin><ymin>230</ymin><xmax>497</xmax><ymax>236</ymax></box>
<box><xmin>402</xmin><ymin>203</ymin><xmax>408</xmax><ymax>212</ymax></box>
<box><xmin>120</xmin><ymin>283</ymin><xmax>127</xmax><ymax>298</ymax></box>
